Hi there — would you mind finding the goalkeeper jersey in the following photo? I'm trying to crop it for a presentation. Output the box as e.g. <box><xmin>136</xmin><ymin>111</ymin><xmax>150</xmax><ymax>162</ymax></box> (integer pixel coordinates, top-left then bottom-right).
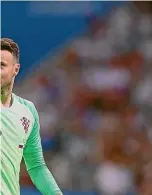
<box><xmin>0</xmin><ymin>93</ymin><xmax>62</xmax><ymax>195</ymax></box>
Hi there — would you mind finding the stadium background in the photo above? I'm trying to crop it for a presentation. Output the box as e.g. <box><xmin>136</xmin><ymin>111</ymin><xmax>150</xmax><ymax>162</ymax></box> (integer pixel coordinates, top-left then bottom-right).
<box><xmin>2</xmin><ymin>1</ymin><xmax>152</xmax><ymax>195</ymax></box>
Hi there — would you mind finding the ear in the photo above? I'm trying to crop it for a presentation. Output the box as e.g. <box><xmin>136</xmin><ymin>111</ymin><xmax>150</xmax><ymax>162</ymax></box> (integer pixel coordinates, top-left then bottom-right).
<box><xmin>14</xmin><ymin>63</ymin><xmax>20</xmax><ymax>76</ymax></box>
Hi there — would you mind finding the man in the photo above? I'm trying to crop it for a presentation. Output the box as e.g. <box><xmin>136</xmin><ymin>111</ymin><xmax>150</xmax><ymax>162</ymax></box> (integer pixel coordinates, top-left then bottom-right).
<box><xmin>0</xmin><ymin>38</ymin><xmax>63</xmax><ymax>195</ymax></box>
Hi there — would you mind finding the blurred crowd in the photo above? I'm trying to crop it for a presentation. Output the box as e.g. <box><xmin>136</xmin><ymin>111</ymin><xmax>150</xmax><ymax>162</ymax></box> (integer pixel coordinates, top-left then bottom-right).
<box><xmin>19</xmin><ymin>2</ymin><xmax>152</xmax><ymax>195</ymax></box>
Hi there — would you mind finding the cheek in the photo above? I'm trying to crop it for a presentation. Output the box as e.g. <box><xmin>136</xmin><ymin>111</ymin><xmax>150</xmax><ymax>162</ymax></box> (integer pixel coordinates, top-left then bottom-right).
<box><xmin>1</xmin><ymin>68</ymin><xmax>13</xmax><ymax>80</ymax></box>
<box><xmin>1</xmin><ymin>69</ymin><xmax>7</xmax><ymax>78</ymax></box>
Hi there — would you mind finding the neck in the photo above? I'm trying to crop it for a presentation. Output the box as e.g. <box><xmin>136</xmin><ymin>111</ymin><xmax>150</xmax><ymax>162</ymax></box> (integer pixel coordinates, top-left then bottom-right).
<box><xmin>1</xmin><ymin>83</ymin><xmax>13</xmax><ymax>107</ymax></box>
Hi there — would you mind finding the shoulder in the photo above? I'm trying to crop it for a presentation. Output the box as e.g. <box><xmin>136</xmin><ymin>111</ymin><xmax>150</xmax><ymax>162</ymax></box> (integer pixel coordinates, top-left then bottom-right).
<box><xmin>13</xmin><ymin>93</ymin><xmax>39</xmax><ymax>119</ymax></box>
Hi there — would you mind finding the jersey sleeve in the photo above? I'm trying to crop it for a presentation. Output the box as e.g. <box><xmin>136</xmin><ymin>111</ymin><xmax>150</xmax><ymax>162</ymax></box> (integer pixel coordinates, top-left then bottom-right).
<box><xmin>23</xmin><ymin>103</ymin><xmax>62</xmax><ymax>195</ymax></box>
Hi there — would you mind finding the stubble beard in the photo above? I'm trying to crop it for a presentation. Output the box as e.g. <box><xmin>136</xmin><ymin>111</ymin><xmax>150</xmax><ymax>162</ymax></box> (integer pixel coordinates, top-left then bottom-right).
<box><xmin>1</xmin><ymin>80</ymin><xmax>12</xmax><ymax>96</ymax></box>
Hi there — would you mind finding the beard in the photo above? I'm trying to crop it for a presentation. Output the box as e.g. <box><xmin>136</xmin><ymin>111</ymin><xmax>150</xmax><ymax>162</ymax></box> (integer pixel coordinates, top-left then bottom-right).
<box><xmin>1</xmin><ymin>80</ymin><xmax>12</xmax><ymax>95</ymax></box>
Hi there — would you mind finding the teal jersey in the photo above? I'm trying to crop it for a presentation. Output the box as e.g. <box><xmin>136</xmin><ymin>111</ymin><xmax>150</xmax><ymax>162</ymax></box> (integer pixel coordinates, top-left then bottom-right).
<box><xmin>0</xmin><ymin>93</ymin><xmax>62</xmax><ymax>195</ymax></box>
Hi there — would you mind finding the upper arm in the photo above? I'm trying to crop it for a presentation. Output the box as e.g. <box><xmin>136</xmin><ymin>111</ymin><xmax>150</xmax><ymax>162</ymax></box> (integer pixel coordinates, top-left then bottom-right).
<box><xmin>23</xmin><ymin>104</ymin><xmax>45</xmax><ymax>171</ymax></box>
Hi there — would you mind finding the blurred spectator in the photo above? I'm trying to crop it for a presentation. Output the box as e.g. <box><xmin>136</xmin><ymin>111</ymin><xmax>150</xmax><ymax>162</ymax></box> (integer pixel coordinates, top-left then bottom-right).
<box><xmin>16</xmin><ymin>1</ymin><xmax>152</xmax><ymax>195</ymax></box>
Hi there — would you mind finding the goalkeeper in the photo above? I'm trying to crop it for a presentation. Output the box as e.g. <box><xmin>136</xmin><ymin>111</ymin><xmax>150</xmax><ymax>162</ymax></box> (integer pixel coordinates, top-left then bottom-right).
<box><xmin>0</xmin><ymin>38</ymin><xmax>63</xmax><ymax>195</ymax></box>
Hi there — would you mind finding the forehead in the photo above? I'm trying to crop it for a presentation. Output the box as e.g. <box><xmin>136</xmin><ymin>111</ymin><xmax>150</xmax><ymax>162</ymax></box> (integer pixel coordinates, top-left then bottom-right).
<box><xmin>1</xmin><ymin>50</ymin><xmax>14</xmax><ymax>64</ymax></box>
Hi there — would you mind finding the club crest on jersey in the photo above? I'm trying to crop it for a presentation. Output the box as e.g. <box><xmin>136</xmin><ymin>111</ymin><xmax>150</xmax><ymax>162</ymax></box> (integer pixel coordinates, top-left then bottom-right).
<box><xmin>18</xmin><ymin>143</ymin><xmax>24</xmax><ymax>149</ymax></box>
<box><xmin>20</xmin><ymin>117</ymin><xmax>30</xmax><ymax>133</ymax></box>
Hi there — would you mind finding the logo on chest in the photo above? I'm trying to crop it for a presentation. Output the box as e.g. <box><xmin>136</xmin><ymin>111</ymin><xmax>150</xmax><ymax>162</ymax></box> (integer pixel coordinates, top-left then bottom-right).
<box><xmin>20</xmin><ymin>117</ymin><xmax>30</xmax><ymax>134</ymax></box>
